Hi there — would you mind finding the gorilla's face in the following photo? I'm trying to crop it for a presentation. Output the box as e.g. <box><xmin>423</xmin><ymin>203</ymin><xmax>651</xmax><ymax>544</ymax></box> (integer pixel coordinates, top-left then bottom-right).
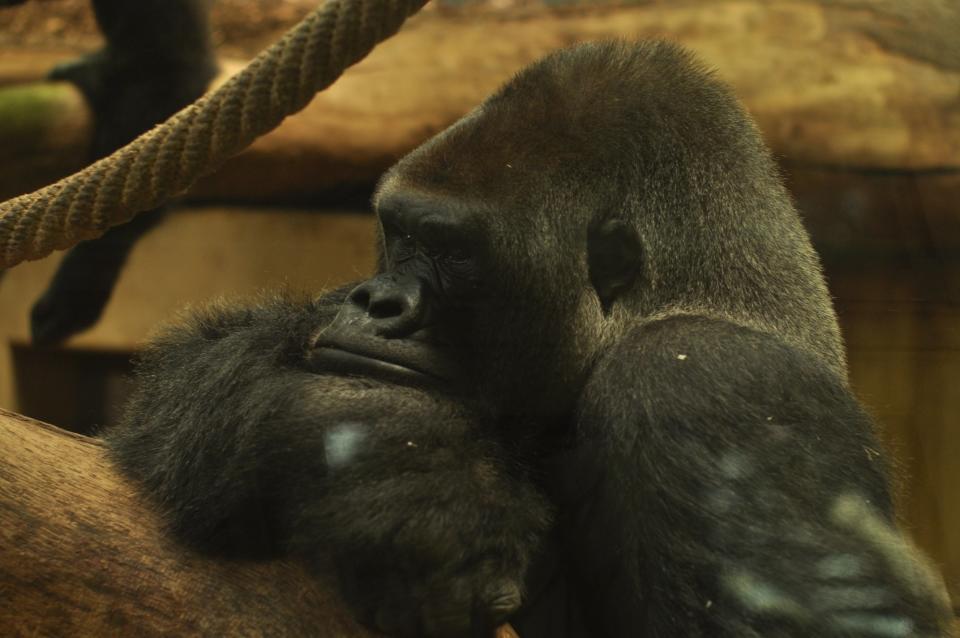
<box><xmin>307</xmin><ymin>176</ymin><xmax>605</xmax><ymax>422</ymax></box>
<box><xmin>309</xmin><ymin>68</ymin><xmax>645</xmax><ymax>422</ymax></box>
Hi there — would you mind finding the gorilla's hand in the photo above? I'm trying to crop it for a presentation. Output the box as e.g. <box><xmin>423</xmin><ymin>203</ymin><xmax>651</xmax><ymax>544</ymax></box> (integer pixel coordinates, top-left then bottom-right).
<box><xmin>339</xmin><ymin>556</ymin><xmax>522</xmax><ymax>638</ymax></box>
<box><xmin>292</xmin><ymin>421</ymin><xmax>552</xmax><ymax>638</ymax></box>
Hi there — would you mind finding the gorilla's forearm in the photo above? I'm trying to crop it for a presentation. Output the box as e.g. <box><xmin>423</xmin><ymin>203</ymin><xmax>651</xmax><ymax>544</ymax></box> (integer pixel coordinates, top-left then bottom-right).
<box><xmin>106</xmin><ymin>294</ymin><xmax>340</xmax><ymax>550</ymax></box>
<box><xmin>105</xmin><ymin>293</ymin><xmax>553</xmax><ymax>635</ymax></box>
<box><xmin>564</xmin><ymin>317</ymin><xmax>953</xmax><ymax>637</ymax></box>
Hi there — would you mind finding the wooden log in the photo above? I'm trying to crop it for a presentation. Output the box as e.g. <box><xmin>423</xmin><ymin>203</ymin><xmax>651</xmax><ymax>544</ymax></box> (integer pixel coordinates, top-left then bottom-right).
<box><xmin>1</xmin><ymin>1</ymin><xmax>958</xmax><ymax>202</ymax></box>
<box><xmin>0</xmin><ymin>408</ymin><xmax>519</xmax><ymax>637</ymax></box>
<box><xmin>0</xmin><ymin>407</ymin><xmax>374</xmax><ymax>636</ymax></box>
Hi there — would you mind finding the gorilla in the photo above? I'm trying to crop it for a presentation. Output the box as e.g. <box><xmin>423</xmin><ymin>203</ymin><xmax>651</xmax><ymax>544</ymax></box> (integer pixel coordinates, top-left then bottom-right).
<box><xmin>105</xmin><ymin>41</ymin><xmax>954</xmax><ymax>637</ymax></box>
<box><xmin>0</xmin><ymin>0</ymin><xmax>216</xmax><ymax>344</ymax></box>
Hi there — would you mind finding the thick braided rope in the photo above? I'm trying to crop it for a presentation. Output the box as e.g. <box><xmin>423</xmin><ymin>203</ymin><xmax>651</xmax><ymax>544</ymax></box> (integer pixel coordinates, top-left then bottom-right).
<box><xmin>0</xmin><ymin>0</ymin><xmax>428</xmax><ymax>269</ymax></box>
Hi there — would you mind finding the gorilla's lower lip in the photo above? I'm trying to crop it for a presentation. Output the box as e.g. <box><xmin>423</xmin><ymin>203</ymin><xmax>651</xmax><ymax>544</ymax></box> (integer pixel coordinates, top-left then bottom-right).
<box><xmin>308</xmin><ymin>347</ymin><xmax>442</xmax><ymax>386</ymax></box>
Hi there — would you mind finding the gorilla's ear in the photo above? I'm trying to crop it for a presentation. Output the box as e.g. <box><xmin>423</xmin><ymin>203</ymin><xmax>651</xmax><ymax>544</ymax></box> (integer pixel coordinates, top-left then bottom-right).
<box><xmin>587</xmin><ymin>218</ymin><xmax>643</xmax><ymax>312</ymax></box>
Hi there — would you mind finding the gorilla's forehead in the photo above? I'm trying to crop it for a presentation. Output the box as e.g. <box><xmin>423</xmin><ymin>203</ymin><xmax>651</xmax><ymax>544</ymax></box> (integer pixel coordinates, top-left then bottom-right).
<box><xmin>378</xmin><ymin>39</ymin><xmax>753</xmax><ymax>214</ymax></box>
<box><xmin>374</xmin><ymin>183</ymin><xmax>488</xmax><ymax>231</ymax></box>
<box><xmin>384</xmin><ymin>104</ymin><xmax>593</xmax><ymax>199</ymax></box>
<box><xmin>375</xmin><ymin>112</ymin><xmax>607</xmax><ymax>246</ymax></box>
<box><xmin>377</xmin><ymin>53</ymin><xmax>659</xmax><ymax>223</ymax></box>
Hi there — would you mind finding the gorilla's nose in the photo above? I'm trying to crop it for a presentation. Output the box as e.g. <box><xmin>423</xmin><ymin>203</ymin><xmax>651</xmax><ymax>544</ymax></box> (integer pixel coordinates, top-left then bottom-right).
<box><xmin>336</xmin><ymin>273</ymin><xmax>427</xmax><ymax>338</ymax></box>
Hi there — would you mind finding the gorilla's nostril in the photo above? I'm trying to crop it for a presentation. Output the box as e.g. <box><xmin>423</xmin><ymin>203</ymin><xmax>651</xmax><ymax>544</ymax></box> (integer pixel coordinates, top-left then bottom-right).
<box><xmin>369</xmin><ymin>299</ymin><xmax>405</xmax><ymax>319</ymax></box>
<box><xmin>350</xmin><ymin>288</ymin><xmax>371</xmax><ymax>308</ymax></box>
<box><xmin>343</xmin><ymin>274</ymin><xmax>423</xmax><ymax>335</ymax></box>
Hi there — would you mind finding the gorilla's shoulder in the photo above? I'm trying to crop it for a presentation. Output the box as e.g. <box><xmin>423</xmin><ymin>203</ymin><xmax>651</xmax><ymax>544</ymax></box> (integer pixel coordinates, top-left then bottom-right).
<box><xmin>582</xmin><ymin>315</ymin><xmax>858</xmax><ymax>429</ymax></box>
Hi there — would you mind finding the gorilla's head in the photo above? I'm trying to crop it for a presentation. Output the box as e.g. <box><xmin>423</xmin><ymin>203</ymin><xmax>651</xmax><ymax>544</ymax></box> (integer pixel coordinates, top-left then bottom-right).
<box><xmin>312</xmin><ymin>40</ymin><xmax>843</xmax><ymax>422</ymax></box>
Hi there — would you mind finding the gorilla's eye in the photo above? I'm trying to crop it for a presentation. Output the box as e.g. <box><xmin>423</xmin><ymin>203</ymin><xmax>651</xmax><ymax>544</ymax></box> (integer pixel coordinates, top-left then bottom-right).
<box><xmin>446</xmin><ymin>245</ymin><xmax>471</xmax><ymax>263</ymax></box>
<box><xmin>422</xmin><ymin>242</ymin><xmax>444</xmax><ymax>260</ymax></box>
<box><xmin>390</xmin><ymin>233</ymin><xmax>416</xmax><ymax>263</ymax></box>
<box><xmin>446</xmin><ymin>257</ymin><xmax>469</xmax><ymax>273</ymax></box>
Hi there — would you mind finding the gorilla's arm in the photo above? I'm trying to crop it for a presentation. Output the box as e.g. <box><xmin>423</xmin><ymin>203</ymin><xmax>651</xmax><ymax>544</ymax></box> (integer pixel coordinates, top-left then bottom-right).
<box><xmin>30</xmin><ymin>0</ymin><xmax>217</xmax><ymax>344</ymax></box>
<box><xmin>105</xmin><ymin>293</ymin><xmax>552</xmax><ymax>637</ymax></box>
<box><xmin>53</xmin><ymin>0</ymin><xmax>216</xmax><ymax>158</ymax></box>
<box><xmin>562</xmin><ymin>316</ymin><xmax>952</xmax><ymax>637</ymax></box>
<box><xmin>107</xmin><ymin>294</ymin><xmax>338</xmax><ymax>550</ymax></box>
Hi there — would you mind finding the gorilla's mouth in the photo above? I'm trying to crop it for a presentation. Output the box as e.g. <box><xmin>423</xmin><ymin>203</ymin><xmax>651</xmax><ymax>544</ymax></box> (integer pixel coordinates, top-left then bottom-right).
<box><xmin>307</xmin><ymin>337</ymin><xmax>455</xmax><ymax>388</ymax></box>
<box><xmin>309</xmin><ymin>347</ymin><xmax>434</xmax><ymax>383</ymax></box>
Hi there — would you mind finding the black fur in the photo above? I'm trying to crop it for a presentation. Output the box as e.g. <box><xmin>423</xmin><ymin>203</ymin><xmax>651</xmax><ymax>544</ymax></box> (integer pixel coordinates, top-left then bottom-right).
<box><xmin>109</xmin><ymin>292</ymin><xmax>553</xmax><ymax>636</ymax></box>
<box><xmin>106</xmin><ymin>41</ymin><xmax>953</xmax><ymax>637</ymax></box>
<box><xmin>23</xmin><ymin>0</ymin><xmax>216</xmax><ymax>344</ymax></box>
<box><xmin>559</xmin><ymin>316</ymin><xmax>944</xmax><ymax>636</ymax></box>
